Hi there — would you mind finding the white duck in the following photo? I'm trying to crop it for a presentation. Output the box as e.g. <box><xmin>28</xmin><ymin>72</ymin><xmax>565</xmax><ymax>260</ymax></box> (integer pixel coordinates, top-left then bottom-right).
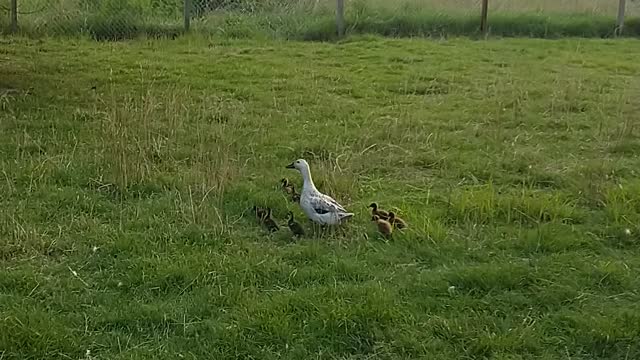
<box><xmin>285</xmin><ymin>159</ymin><xmax>354</xmax><ymax>225</ymax></box>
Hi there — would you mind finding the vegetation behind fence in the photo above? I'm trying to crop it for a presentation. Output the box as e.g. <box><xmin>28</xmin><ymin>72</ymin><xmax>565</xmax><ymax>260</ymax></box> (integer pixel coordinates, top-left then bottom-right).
<box><xmin>2</xmin><ymin>0</ymin><xmax>640</xmax><ymax>40</ymax></box>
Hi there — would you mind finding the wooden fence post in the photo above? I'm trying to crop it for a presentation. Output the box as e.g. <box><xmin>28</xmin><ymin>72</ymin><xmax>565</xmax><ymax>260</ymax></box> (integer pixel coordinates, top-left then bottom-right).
<box><xmin>480</xmin><ymin>0</ymin><xmax>489</xmax><ymax>35</ymax></box>
<box><xmin>10</xmin><ymin>0</ymin><xmax>18</xmax><ymax>34</ymax></box>
<box><xmin>616</xmin><ymin>0</ymin><xmax>626</xmax><ymax>35</ymax></box>
<box><xmin>184</xmin><ymin>0</ymin><xmax>191</xmax><ymax>32</ymax></box>
<box><xmin>336</xmin><ymin>0</ymin><xmax>345</xmax><ymax>37</ymax></box>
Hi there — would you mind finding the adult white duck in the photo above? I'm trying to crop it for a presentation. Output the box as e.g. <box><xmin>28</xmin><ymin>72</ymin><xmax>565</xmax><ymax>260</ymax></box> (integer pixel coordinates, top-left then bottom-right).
<box><xmin>285</xmin><ymin>159</ymin><xmax>354</xmax><ymax>225</ymax></box>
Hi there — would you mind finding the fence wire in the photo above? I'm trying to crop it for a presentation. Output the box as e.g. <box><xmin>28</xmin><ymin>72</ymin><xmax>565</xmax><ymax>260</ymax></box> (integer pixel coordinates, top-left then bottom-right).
<box><xmin>1</xmin><ymin>0</ymin><xmax>184</xmax><ymax>39</ymax></box>
<box><xmin>2</xmin><ymin>0</ymin><xmax>640</xmax><ymax>40</ymax></box>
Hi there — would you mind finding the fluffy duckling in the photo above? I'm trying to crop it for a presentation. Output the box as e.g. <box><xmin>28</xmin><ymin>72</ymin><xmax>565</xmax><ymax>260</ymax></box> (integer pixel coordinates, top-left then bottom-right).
<box><xmin>286</xmin><ymin>211</ymin><xmax>305</xmax><ymax>237</ymax></box>
<box><xmin>281</xmin><ymin>178</ymin><xmax>295</xmax><ymax>194</ymax></box>
<box><xmin>281</xmin><ymin>178</ymin><xmax>301</xmax><ymax>203</ymax></box>
<box><xmin>262</xmin><ymin>208</ymin><xmax>280</xmax><ymax>233</ymax></box>
<box><xmin>369</xmin><ymin>202</ymin><xmax>390</xmax><ymax>220</ymax></box>
<box><xmin>252</xmin><ymin>205</ymin><xmax>268</xmax><ymax>222</ymax></box>
<box><xmin>372</xmin><ymin>215</ymin><xmax>393</xmax><ymax>239</ymax></box>
<box><xmin>388</xmin><ymin>211</ymin><xmax>407</xmax><ymax>230</ymax></box>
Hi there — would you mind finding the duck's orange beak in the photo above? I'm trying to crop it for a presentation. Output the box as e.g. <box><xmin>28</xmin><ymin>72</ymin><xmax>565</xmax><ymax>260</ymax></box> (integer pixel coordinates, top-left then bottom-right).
<box><xmin>285</xmin><ymin>162</ymin><xmax>295</xmax><ymax>169</ymax></box>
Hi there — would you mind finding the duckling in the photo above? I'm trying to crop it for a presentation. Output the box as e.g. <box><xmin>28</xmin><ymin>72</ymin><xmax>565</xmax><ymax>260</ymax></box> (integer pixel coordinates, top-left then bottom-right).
<box><xmin>372</xmin><ymin>215</ymin><xmax>393</xmax><ymax>239</ymax></box>
<box><xmin>262</xmin><ymin>208</ymin><xmax>280</xmax><ymax>233</ymax></box>
<box><xmin>252</xmin><ymin>205</ymin><xmax>268</xmax><ymax>222</ymax></box>
<box><xmin>281</xmin><ymin>178</ymin><xmax>301</xmax><ymax>203</ymax></box>
<box><xmin>286</xmin><ymin>211</ymin><xmax>305</xmax><ymax>237</ymax></box>
<box><xmin>388</xmin><ymin>211</ymin><xmax>407</xmax><ymax>230</ymax></box>
<box><xmin>369</xmin><ymin>202</ymin><xmax>390</xmax><ymax>220</ymax></box>
<box><xmin>291</xmin><ymin>191</ymin><xmax>301</xmax><ymax>203</ymax></box>
<box><xmin>281</xmin><ymin>178</ymin><xmax>295</xmax><ymax>194</ymax></box>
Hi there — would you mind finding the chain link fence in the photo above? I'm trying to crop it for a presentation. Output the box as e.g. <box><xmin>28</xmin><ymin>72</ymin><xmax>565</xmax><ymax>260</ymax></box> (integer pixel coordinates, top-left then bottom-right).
<box><xmin>2</xmin><ymin>0</ymin><xmax>640</xmax><ymax>40</ymax></box>
<box><xmin>1</xmin><ymin>0</ymin><xmax>185</xmax><ymax>39</ymax></box>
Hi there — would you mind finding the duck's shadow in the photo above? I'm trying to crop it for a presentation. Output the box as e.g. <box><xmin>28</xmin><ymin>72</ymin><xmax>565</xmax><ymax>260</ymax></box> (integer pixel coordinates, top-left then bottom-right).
<box><xmin>303</xmin><ymin>221</ymin><xmax>383</xmax><ymax>244</ymax></box>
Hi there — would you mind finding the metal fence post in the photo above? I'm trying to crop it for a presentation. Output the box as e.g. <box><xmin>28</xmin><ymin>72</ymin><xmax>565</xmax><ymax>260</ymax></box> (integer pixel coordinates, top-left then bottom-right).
<box><xmin>336</xmin><ymin>0</ymin><xmax>345</xmax><ymax>37</ymax></box>
<box><xmin>10</xmin><ymin>0</ymin><xmax>18</xmax><ymax>33</ymax></box>
<box><xmin>480</xmin><ymin>0</ymin><xmax>489</xmax><ymax>35</ymax></box>
<box><xmin>616</xmin><ymin>0</ymin><xmax>626</xmax><ymax>35</ymax></box>
<box><xmin>184</xmin><ymin>0</ymin><xmax>191</xmax><ymax>32</ymax></box>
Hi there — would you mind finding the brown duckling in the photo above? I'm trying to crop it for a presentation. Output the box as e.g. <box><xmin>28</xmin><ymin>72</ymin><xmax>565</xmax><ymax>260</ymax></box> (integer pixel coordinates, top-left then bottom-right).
<box><xmin>281</xmin><ymin>178</ymin><xmax>295</xmax><ymax>194</ymax></box>
<box><xmin>286</xmin><ymin>211</ymin><xmax>305</xmax><ymax>237</ymax></box>
<box><xmin>372</xmin><ymin>215</ymin><xmax>393</xmax><ymax>239</ymax></box>
<box><xmin>252</xmin><ymin>205</ymin><xmax>268</xmax><ymax>222</ymax></box>
<box><xmin>388</xmin><ymin>211</ymin><xmax>407</xmax><ymax>230</ymax></box>
<box><xmin>262</xmin><ymin>208</ymin><xmax>280</xmax><ymax>233</ymax></box>
<box><xmin>281</xmin><ymin>178</ymin><xmax>301</xmax><ymax>203</ymax></box>
<box><xmin>369</xmin><ymin>202</ymin><xmax>390</xmax><ymax>220</ymax></box>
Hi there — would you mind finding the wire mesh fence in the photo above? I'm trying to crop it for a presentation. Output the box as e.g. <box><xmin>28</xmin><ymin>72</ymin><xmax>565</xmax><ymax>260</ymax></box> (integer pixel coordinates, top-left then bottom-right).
<box><xmin>2</xmin><ymin>0</ymin><xmax>640</xmax><ymax>40</ymax></box>
<box><xmin>1</xmin><ymin>0</ymin><xmax>185</xmax><ymax>39</ymax></box>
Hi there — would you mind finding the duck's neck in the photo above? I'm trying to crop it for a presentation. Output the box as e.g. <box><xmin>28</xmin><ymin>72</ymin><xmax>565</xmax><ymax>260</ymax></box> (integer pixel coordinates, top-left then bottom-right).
<box><xmin>300</xmin><ymin>166</ymin><xmax>317</xmax><ymax>191</ymax></box>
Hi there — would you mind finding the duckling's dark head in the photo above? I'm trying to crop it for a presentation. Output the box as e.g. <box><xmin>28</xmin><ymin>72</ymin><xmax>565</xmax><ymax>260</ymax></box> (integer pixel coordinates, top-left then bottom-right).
<box><xmin>281</xmin><ymin>178</ymin><xmax>289</xmax><ymax>186</ymax></box>
<box><xmin>371</xmin><ymin>215</ymin><xmax>380</xmax><ymax>222</ymax></box>
<box><xmin>369</xmin><ymin>203</ymin><xmax>378</xmax><ymax>210</ymax></box>
<box><xmin>388</xmin><ymin>211</ymin><xmax>396</xmax><ymax>219</ymax></box>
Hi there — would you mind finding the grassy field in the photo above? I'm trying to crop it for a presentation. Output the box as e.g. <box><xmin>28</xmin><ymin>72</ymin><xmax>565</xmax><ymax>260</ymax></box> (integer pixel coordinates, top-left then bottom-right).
<box><xmin>2</xmin><ymin>35</ymin><xmax>640</xmax><ymax>359</ymax></box>
<box><xmin>3</xmin><ymin>0</ymin><xmax>640</xmax><ymax>39</ymax></box>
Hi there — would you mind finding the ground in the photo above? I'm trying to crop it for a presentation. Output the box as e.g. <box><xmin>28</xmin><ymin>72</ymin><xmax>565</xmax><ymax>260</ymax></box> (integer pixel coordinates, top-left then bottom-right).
<box><xmin>1</xmin><ymin>35</ymin><xmax>640</xmax><ymax>359</ymax></box>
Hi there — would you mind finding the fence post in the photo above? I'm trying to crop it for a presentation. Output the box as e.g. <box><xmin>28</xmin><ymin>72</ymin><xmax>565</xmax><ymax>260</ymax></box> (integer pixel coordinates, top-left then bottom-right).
<box><xmin>184</xmin><ymin>0</ymin><xmax>191</xmax><ymax>32</ymax></box>
<box><xmin>616</xmin><ymin>0</ymin><xmax>626</xmax><ymax>35</ymax></box>
<box><xmin>10</xmin><ymin>0</ymin><xmax>18</xmax><ymax>34</ymax></box>
<box><xmin>480</xmin><ymin>0</ymin><xmax>489</xmax><ymax>35</ymax></box>
<box><xmin>336</xmin><ymin>0</ymin><xmax>345</xmax><ymax>37</ymax></box>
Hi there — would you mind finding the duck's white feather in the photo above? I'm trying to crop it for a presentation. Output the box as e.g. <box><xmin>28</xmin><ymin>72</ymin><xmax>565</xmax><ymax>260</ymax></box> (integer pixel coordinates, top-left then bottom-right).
<box><xmin>308</xmin><ymin>192</ymin><xmax>347</xmax><ymax>214</ymax></box>
<box><xmin>288</xmin><ymin>159</ymin><xmax>353</xmax><ymax>225</ymax></box>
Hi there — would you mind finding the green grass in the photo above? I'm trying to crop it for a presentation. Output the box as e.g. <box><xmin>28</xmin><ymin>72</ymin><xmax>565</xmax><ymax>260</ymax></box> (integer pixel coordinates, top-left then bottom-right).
<box><xmin>2</xmin><ymin>35</ymin><xmax>640</xmax><ymax>359</ymax></box>
<box><xmin>4</xmin><ymin>0</ymin><xmax>640</xmax><ymax>39</ymax></box>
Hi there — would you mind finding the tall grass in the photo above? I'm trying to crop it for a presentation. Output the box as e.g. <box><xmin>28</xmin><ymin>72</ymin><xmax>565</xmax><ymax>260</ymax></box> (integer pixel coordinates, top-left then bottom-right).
<box><xmin>3</xmin><ymin>35</ymin><xmax>640</xmax><ymax>359</ymax></box>
<box><xmin>3</xmin><ymin>0</ymin><xmax>640</xmax><ymax>39</ymax></box>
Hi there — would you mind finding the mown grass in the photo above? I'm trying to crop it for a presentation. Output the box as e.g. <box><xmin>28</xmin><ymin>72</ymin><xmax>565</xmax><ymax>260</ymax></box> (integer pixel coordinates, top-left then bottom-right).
<box><xmin>1</xmin><ymin>35</ymin><xmax>640</xmax><ymax>359</ymax></box>
<box><xmin>3</xmin><ymin>0</ymin><xmax>640</xmax><ymax>39</ymax></box>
